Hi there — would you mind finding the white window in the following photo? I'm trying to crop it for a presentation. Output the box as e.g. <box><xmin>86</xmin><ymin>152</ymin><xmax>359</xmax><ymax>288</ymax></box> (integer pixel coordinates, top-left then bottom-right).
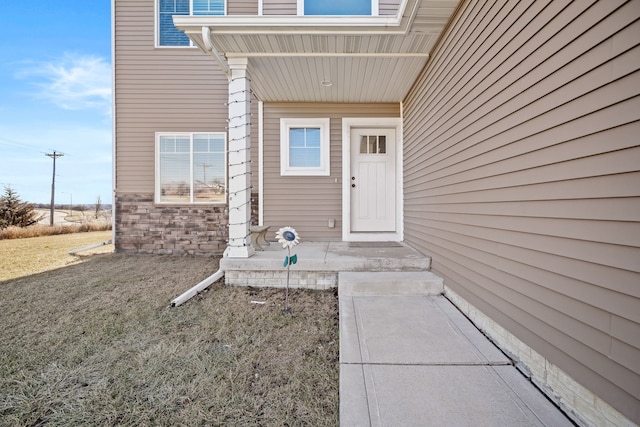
<box><xmin>280</xmin><ymin>118</ymin><xmax>330</xmax><ymax>176</ymax></box>
<box><xmin>156</xmin><ymin>132</ymin><xmax>227</xmax><ymax>203</ymax></box>
<box><xmin>157</xmin><ymin>0</ymin><xmax>225</xmax><ymax>47</ymax></box>
<box><xmin>298</xmin><ymin>0</ymin><xmax>377</xmax><ymax>15</ymax></box>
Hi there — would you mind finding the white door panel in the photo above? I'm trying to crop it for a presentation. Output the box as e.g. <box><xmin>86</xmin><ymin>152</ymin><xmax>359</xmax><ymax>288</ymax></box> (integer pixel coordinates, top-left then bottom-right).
<box><xmin>350</xmin><ymin>128</ymin><xmax>396</xmax><ymax>232</ymax></box>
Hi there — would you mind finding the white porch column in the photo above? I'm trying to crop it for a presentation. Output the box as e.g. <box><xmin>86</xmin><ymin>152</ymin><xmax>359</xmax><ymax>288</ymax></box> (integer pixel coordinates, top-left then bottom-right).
<box><xmin>225</xmin><ymin>57</ymin><xmax>255</xmax><ymax>258</ymax></box>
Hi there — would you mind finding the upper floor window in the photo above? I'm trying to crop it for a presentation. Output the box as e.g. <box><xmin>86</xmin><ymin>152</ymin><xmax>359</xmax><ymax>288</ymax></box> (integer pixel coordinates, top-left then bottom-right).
<box><xmin>299</xmin><ymin>0</ymin><xmax>376</xmax><ymax>15</ymax></box>
<box><xmin>156</xmin><ymin>133</ymin><xmax>227</xmax><ymax>203</ymax></box>
<box><xmin>193</xmin><ymin>0</ymin><xmax>225</xmax><ymax>15</ymax></box>
<box><xmin>158</xmin><ymin>0</ymin><xmax>225</xmax><ymax>47</ymax></box>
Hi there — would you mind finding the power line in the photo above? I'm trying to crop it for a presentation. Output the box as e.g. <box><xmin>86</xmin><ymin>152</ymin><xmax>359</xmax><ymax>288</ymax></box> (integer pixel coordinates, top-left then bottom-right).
<box><xmin>0</xmin><ymin>138</ymin><xmax>43</xmax><ymax>152</ymax></box>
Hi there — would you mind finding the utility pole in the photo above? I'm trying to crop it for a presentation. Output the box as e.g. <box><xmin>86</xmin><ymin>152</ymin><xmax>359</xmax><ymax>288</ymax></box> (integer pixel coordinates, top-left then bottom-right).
<box><xmin>45</xmin><ymin>151</ymin><xmax>64</xmax><ymax>226</ymax></box>
<box><xmin>198</xmin><ymin>163</ymin><xmax>212</xmax><ymax>185</ymax></box>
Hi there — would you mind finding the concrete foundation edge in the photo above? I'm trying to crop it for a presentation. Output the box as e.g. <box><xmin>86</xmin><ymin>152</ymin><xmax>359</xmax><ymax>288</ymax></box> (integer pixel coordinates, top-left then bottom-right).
<box><xmin>225</xmin><ymin>270</ymin><xmax>337</xmax><ymax>290</ymax></box>
<box><xmin>444</xmin><ymin>285</ymin><xmax>637</xmax><ymax>427</ymax></box>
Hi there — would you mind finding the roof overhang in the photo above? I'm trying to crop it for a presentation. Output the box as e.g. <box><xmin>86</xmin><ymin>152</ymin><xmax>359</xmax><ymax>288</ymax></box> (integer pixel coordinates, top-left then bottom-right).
<box><xmin>174</xmin><ymin>0</ymin><xmax>459</xmax><ymax>103</ymax></box>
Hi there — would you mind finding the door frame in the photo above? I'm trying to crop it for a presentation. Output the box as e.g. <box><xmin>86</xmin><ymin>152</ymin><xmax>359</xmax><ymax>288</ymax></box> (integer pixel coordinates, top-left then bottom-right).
<box><xmin>342</xmin><ymin>117</ymin><xmax>403</xmax><ymax>242</ymax></box>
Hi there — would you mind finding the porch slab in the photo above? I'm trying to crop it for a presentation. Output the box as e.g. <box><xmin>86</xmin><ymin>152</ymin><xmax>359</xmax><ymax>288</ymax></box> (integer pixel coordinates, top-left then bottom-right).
<box><xmin>220</xmin><ymin>241</ymin><xmax>431</xmax><ymax>288</ymax></box>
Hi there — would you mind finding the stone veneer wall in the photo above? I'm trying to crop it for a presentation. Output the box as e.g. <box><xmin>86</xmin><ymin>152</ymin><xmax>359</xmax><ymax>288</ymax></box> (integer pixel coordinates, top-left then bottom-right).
<box><xmin>250</xmin><ymin>192</ymin><xmax>259</xmax><ymax>233</ymax></box>
<box><xmin>115</xmin><ymin>192</ymin><xmax>262</xmax><ymax>255</ymax></box>
<box><xmin>114</xmin><ymin>193</ymin><xmax>225</xmax><ymax>255</ymax></box>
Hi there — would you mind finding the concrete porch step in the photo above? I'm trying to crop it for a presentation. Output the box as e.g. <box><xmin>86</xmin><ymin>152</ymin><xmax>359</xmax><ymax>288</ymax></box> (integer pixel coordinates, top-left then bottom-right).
<box><xmin>222</xmin><ymin>242</ymin><xmax>433</xmax><ymax>289</ymax></box>
<box><xmin>339</xmin><ymin>271</ymin><xmax>443</xmax><ymax>296</ymax></box>
<box><xmin>221</xmin><ymin>242</ymin><xmax>431</xmax><ymax>273</ymax></box>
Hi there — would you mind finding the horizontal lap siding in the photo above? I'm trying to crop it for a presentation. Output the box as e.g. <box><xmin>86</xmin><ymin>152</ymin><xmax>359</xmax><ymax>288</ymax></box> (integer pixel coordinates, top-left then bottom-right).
<box><xmin>263</xmin><ymin>103</ymin><xmax>399</xmax><ymax>240</ymax></box>
<box><xmin>403</xmin><ymin>0</ymin><xmax>640</xmax><ymax>423</ymax></box>
<box><xmin>114</xmin><ymin>0</ymin><xmax>239</xmax><ymax>193</ymax></box>
<box><xmin>262</xmin><ymin>0</ymin><xmax>296</xmax><ymax>15</ymax></box>
<box><xmin>228</xmin><ymin>0</ymin><xmax>258</xmax><ymax>15</ymax></box>
<box><xmin>379</xmin><ymin>0</ymin><xmax>401</xmax><ymax>15</ymax></box>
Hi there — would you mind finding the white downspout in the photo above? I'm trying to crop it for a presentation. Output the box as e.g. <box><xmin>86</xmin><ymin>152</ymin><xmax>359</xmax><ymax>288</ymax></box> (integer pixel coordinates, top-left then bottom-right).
<box><xmin>202</xmin><ymin>26</ymin><xmax>231</xmax><ymax>79</ymax></box>
<box><xmin>170</xmin><ymin>268</ymin><xmax>225</xmax><ymax>307</ymax></box>
<box><xmin>169</xmin><ymin>27</ymin><xmax>231</xmax><ymax>308</ymax></box>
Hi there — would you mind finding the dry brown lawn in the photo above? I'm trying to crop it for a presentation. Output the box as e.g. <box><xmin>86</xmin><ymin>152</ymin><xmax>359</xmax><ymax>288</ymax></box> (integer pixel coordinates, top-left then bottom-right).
<box><xmin>0</xmin><ymin>231</ymin><xmax>113</xmax><ymax>282</ymax></box>
<box><xmin>0</xmin><ymin>234</ymin><xmax>339</xmax><ymax>426</ymax></box>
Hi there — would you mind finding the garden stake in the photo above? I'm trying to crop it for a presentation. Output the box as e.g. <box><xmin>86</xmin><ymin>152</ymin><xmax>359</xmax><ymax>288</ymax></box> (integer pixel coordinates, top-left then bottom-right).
<box><xmin>275</xmin><ymin>227</ymin><xmax>300</xmax><ymax>314</ymax></box>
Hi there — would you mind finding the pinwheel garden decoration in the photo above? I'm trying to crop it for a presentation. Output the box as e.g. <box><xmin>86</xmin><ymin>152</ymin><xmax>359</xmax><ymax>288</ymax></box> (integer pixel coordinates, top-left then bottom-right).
<box><xmin>275</xmin><ymin>226</ymin><xmax>300</xmax><ymax>314</ymax></box>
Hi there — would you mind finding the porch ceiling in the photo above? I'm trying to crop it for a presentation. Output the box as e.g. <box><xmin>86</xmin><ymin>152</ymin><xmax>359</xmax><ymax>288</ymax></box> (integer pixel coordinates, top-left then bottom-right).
<box><xmin>174</xmin><ymin>0</ymin><xmax>460</xmax><ymax>103</ymax></box>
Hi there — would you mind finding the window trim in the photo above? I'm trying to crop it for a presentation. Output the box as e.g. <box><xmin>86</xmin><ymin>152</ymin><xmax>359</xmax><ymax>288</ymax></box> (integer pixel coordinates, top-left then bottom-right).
<box><xmin>155</xmin><ymin>132</ymin><xmax>228</xmax><ymax>204</ymax></box>
<box><xmin>155</xmin><ymin>0</ymin><xmax>227</xmax><ymax>48</ymax></box>
<box><xmin>297</xmin><ymin>0</ymin><xmax>378</xmax><ymax>16</ymax></box>
<box><xmin>280</xmin><ymin>118</ymin><xmax>330</xmax><ymax>176</ymax></box>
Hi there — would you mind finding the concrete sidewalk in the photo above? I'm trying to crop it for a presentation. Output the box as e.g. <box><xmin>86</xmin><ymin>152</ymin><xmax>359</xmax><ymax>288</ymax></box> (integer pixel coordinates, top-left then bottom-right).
<box><xmin>339</xmin><ymin>292</ymin><xmax>574</xmax><ymax>426</ymax></box>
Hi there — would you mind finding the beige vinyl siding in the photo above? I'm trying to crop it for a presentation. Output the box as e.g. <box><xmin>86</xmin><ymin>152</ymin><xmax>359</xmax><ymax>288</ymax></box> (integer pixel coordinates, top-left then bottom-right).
<box><xmin>262</xmin><ymin>0</ymin><xmax>296</xmax><ymax>15</ymax></box>
<box><xmin>114</xmin><ymin>0</ymin><xmax>257</xmax><ymax>195</ymax></box>
<box><xmin>379</xmin><ymin>0</ymin><xmax>401</xmax><ymax>15</ymax></box>
<box><xmin>228</xmin><ymin>0</ymin><xmax>258</xmax><ymax>15</ymax></box>
<box><xmin>263</xmin><ymin>103</ymin><xmax>399</xmax><ymax>239</ymax></box>
<box><xmin>402</xmin><ymin>0</ymin><xmax>640</xmax><ymax>423</ymax></box>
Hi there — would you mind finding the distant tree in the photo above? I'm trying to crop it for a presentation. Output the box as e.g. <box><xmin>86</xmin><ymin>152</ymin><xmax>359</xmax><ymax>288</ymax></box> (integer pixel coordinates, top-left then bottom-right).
<box><xmin>95</xmin><ymin>195</ymin><xmax>102</xmax><ymax>219</ymax></box>
<box><xmin>0</xmin><ymin>186</ymin><xmax>42</xmax><ymax>229</ymax></box>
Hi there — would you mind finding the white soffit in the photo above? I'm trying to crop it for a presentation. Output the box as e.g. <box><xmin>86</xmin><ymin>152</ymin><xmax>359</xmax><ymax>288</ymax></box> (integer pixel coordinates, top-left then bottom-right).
<box><xmin>174</xmin><ymin>0</ymin><xmax>460</xmax><ymax>103</ymax></box>
<box><xmin>248</xmin><ymin>56</ymin><xmax>429</xmax><ymax>103</ymax></box>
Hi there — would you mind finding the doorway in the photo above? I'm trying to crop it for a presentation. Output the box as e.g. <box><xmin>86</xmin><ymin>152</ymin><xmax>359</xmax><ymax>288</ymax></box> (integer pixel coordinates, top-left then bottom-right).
<box><xmin>342</xmin><ymin>118</ymin><xmax>402</xmax><ymax>242</ymax></box>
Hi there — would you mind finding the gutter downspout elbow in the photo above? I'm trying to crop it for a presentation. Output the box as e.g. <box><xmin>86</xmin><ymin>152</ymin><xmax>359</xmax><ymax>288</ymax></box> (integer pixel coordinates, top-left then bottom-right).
<box><xmin>170</xmin><ymin>268</ymin><xmax>225</xmax><ymax>307</ymax></box>
<box><xmin>203</xmin><ymin>26</ymin><xmax>231</xmax><ymax>79</ymax></box>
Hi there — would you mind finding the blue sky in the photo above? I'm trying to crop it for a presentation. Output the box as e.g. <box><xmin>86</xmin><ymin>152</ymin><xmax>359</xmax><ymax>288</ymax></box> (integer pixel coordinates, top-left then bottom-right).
<box><xmin>0</xmin><ymin>1</ymin><xmax>112</xmax><ymax>205</ymax></box>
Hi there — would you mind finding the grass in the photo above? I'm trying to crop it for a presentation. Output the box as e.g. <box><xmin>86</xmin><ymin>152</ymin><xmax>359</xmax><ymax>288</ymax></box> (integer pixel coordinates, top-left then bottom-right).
<box><xmin>0</xmin><ymin>237</ymin><xmax>339</xmax><ymax>426</ymax></box>
<box><xmin>0</xmin><ymin>223</ymin><xmax>112</xmax><ymax>240</ymax></box>
<box><xmin>0</xmin><ymin>231</ymin><xmax>113</xmax><ymax>282</ymax></box>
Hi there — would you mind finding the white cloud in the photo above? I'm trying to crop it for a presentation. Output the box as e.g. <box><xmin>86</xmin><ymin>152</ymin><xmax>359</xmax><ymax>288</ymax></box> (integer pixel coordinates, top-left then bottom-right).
<box><xmin>18</xmin><ymin>53</ymin><xmax>112</xmax><ymax>113</ymax></box>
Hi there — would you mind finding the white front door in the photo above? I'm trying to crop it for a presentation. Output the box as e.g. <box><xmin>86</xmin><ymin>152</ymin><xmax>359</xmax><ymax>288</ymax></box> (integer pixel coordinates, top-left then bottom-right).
<box><xmin>350</xmin><ymin>128</ymin><xmax>396</xmax><ymax>232</ymax></box>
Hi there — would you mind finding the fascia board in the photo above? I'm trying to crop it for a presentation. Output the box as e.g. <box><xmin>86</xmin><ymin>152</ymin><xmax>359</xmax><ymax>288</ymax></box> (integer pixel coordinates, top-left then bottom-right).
<box><xmin>174</xmin><ymin>15</ymin><xmax>407</xmax><ymax>35</ymax></box>
<box><xmin>173</xmin><ymin>0</ymin><xmax>418</xmax><ymax>36</ymax></box>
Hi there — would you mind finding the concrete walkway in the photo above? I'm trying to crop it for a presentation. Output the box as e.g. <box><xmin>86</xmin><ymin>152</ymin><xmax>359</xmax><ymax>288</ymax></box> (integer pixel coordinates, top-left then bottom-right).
<box><xmin>339</xmin><ymin>290</ymin><xmax>574</xmax><ymax>426</ymax></box>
